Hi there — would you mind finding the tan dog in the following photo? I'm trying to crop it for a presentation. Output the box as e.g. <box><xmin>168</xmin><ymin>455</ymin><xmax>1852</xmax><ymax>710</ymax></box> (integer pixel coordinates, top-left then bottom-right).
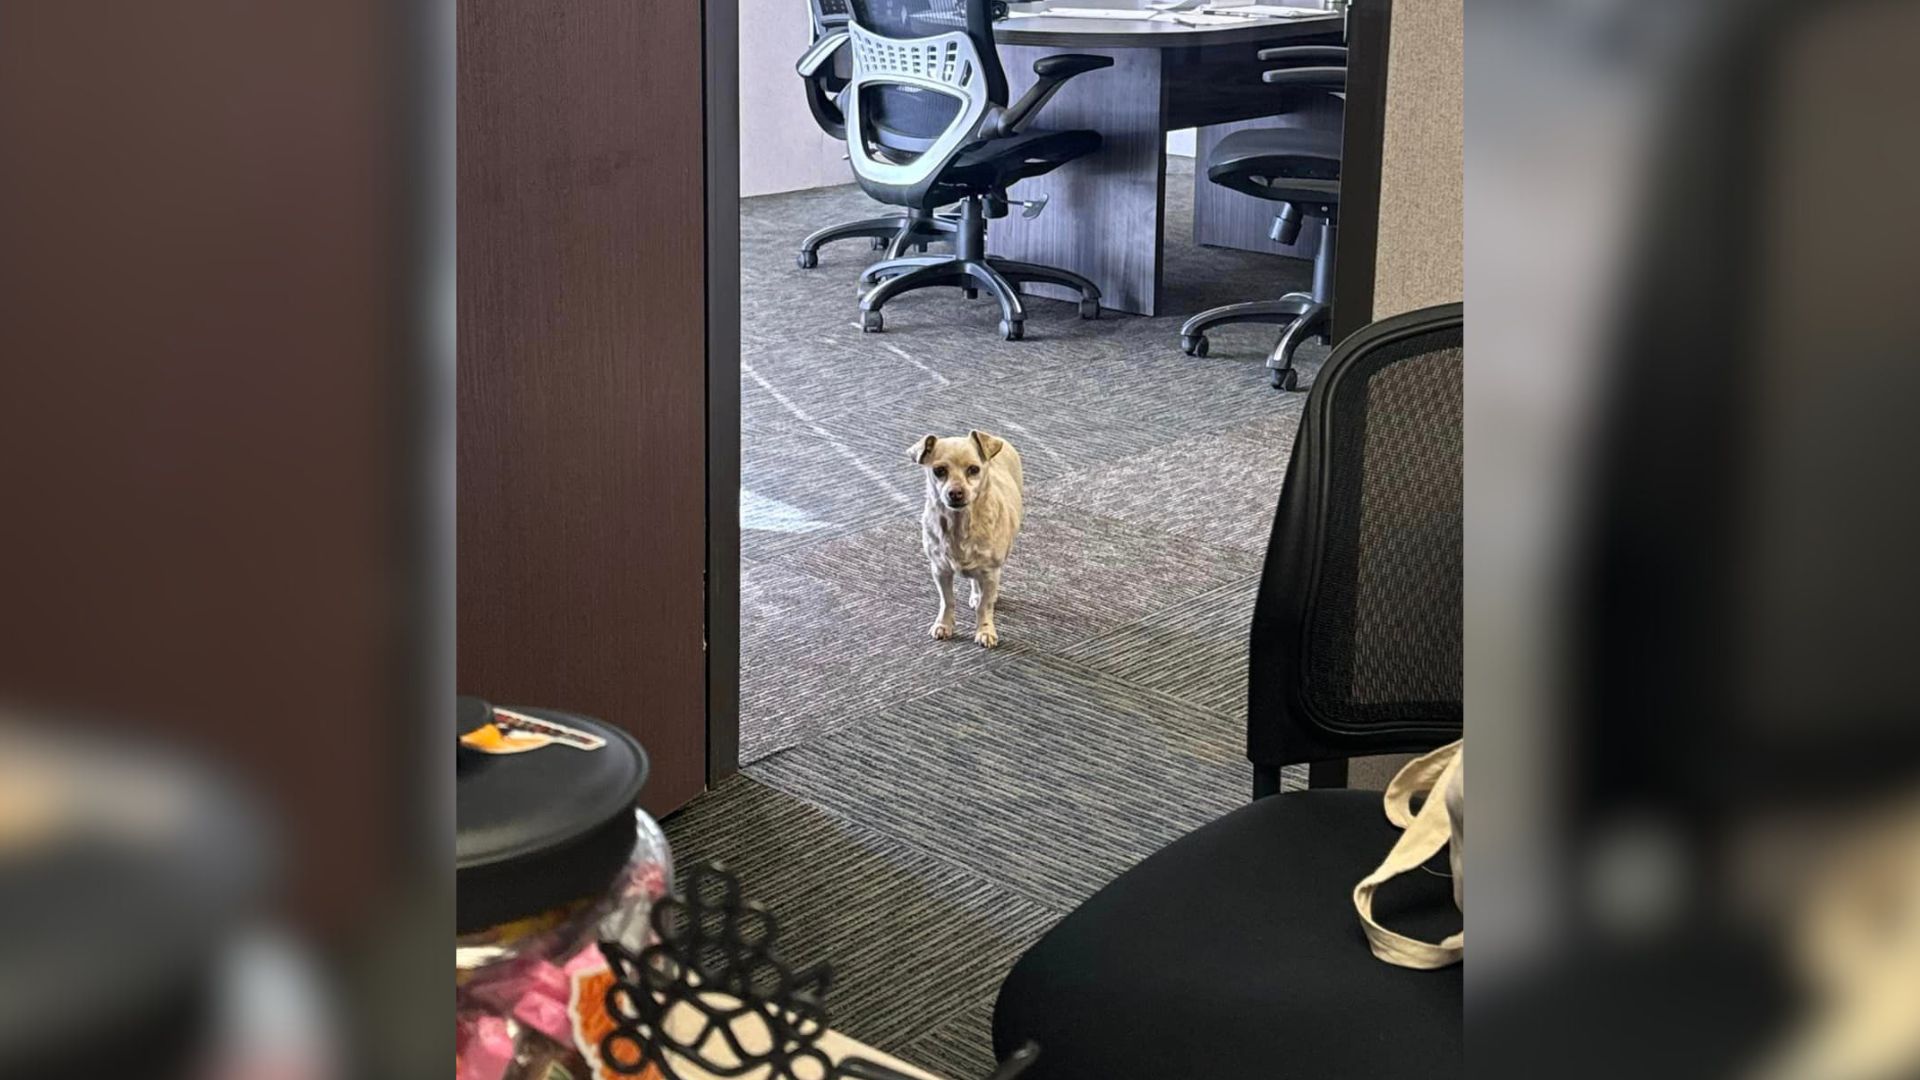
<box><xmin>910</xmin><ymin>430</ymin><xmax>1023</xmax><ymax>648</ymax></box>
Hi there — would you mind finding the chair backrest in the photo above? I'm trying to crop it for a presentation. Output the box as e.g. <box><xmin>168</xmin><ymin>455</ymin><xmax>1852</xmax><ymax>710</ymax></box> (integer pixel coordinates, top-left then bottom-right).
<box><xmin>1247</xmin><ymin>303</ymin><xmax>1464</xmax><ymax>774</ymax></box>
<box><xmin>1257</xmin><ymin>44</ymin><xmax>1348</xmax><ymax>100</ymax></box>
<box><xmin>807</xmin><ymin>0</ymin><xmax>851</xmax><ymax>34</ymax></box>
<box><xmin>843</xmin><ymin>0</ymin><xmax>1006</xmax><ymax>206</ymax></box>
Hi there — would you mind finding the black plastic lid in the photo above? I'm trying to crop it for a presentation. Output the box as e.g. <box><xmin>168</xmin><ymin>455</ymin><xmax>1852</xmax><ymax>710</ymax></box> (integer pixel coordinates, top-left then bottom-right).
<box><xmin>455</xmin><ymin>698</ymin><xmax>649</xmax><ymax>934</ymax></box>
<box><xmin>0</xmin><ymin>731</ymin><xmax>265</xmax><ymax>1074</ymax></box>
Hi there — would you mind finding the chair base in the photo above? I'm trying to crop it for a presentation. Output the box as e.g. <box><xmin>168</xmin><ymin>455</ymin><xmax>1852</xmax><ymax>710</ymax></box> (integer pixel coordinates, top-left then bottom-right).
<box><xmin>1178</xmin><ymin>216</ymin><xmax>1336</xmax><ymax>391</ymax></box>
<box><xmin>1179</xmin><ymin>296</ymin><xmax>1329</xmax><ymax>389</ymax></box>
<box><xmin>856</xmin><ymin>197</ymin><xmax>1101</xmax><ymax>339</ymax></box>
<box><xmin>796</xmin><ymin>209</ymin><xmax>956</xmax><ymax>269</ymax></box>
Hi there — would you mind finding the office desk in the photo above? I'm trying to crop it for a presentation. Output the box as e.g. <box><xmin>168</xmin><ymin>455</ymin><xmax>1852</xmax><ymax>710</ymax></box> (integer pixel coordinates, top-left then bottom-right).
<box><xmin>991</xmin><ymin>9</ymin><xmax>1344</xmax><ymax>315</ymax></box>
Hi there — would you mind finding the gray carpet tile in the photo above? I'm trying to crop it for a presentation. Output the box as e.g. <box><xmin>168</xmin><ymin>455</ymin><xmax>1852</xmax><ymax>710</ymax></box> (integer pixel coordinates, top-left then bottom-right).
<box><xmin>902</xmin><ymin>996</ymin><xmax>1000</xmax><ymax>1080</ymax></box>
<box><xmin>723</xmin><ymin>158</ymin><xmax>1322</xmax><ymax>1058</ymax></box>
<box><xmin>741</xmin><ymin>333</ymin><xmax>1011</xmax><ymax>429</ymax></box>
<box><xmin>1058</xmin><ymin>576</ymin><xmax>1263</xmax><ymax>717</ymax></box>
<box><xmin>739</xmin><ymin>561</ymin><xmax>1027</xmax><ymax>762</ymax></box>
<box><xmin>661</xmin><ymin>774</ymin><xmax>1059</xmax><ymax>1053</ymax></box>
<box><xmin>1222</xmin><ymin>388</ymin><xmax>1313</xmax><ymax>448</ymax></box>
<box><xmin>740</xmin><ymin>167</ymin><xmax>1318</xmax><ymax>439</ymax></box>
<box><xmin>1048</xmin><ymin>426</ymin><xmax>1301</xmax><ymax>554</ymax></box>
<box><xmin>748</xmin><ymin>654</ymin><xmax>1251</xmax><ymax>911</ymax></box>
<box><xmin>989</xmin><ymin>340</ymin><xmax>1328</xmax><ymax>438</ymax></box>
<box><xmin>741</xmin><ymin>415</ymin><xmax>920</xmax><ymax>561</ymax></box>
<box><xmin>777</xmin><ymin>510</ymin><xmax>1262</xmax><ymax>655</ymax></box>
<box><xmin>791</xmin><ymin>378</ymin><xmax>1195</xmax><ymax>485</ymax></box>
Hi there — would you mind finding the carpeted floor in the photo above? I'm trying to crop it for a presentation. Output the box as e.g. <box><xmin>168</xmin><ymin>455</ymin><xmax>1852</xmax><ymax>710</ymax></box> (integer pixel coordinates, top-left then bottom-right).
<box><xmin>663</xmin><ymin>159</ymin><xmax>1316</xmax><ymax>1078</ymax></box>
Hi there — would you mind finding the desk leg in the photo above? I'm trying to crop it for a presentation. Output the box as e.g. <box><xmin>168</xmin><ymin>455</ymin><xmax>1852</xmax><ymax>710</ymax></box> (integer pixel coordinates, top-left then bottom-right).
<box><xmin>989</xmin><ymin>46</ymin><xmax>1165</xmax><ymax>317</ymax></box>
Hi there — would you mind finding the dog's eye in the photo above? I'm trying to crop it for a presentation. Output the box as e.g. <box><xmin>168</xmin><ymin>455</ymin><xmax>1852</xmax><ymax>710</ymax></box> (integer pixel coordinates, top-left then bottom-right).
<box><xmin>933</xmin><ymin>466</ymin><xmax>948</xmax><ymax>479</ymax></box>
<box><xmin>966</xmin><ymin>465</ymin><xmax>980</xmax><ymax>476</ymax></box>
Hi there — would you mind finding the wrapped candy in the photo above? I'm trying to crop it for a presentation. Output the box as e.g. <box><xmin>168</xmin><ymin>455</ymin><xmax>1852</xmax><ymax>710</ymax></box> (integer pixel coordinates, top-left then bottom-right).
<box><xmin>456</xmin><ymin>699</ymin><xmax>672</xmax><ymax>1080</ymax></box>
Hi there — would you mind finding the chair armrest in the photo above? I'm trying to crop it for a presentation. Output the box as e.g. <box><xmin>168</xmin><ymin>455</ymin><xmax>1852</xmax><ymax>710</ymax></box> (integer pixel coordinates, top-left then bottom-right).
<box><xmin>995</xmin><ymin>53</ymin><xmax>1114</xmax><ymax>136</ymax></box>
<box><xmin>796</xmin><ymin>30</ymin><xmax>848</xmax><ymax>78</ymax></box>
<box><xmin>1032</xmin><ymin>53</ymin><xmax>1112</xmax><ymax>79</ymax></box>
<box><xmin>1256</xmin><ymin>45</ymin><xmax>1347</xmax><ymax>64</ymax></box>
<box><xmin>1262</xmin><ymin>66</ymin><xmax>1346</xmax><ymax>90</ymax></box>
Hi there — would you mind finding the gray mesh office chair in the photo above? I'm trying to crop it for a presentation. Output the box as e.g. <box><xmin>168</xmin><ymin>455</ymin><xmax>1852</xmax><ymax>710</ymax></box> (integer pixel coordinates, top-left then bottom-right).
<box><xmin>844</xmin><ymin>0</ymin><xmax>1111</xmax><ymax>340</ymax></box>
<box><xmin>1178</xmin><ymin>46</ymin><xmax>1346</xmax><ymax>390</ymax></box>
<box><xmin>792</xmin><ymin>16</ymin><xmax>958</xmax><ymax>268</ymax></box>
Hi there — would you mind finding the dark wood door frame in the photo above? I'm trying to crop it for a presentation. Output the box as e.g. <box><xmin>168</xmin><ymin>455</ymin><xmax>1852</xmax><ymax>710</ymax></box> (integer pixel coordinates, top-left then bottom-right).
<box><xmin>1330</xmin><ymin>0</ymin><xmax>1391</xmax><ymax>344</ymax></box>
<box><xmin>704</xmin><ymin>0</ymin><xmax>743</xmax><ymax>783</ymax></box>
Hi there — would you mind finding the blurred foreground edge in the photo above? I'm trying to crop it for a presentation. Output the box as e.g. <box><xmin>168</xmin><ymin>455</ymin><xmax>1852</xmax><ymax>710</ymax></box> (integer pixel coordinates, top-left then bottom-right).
<box><xmin>0</xmin><ymin>0</ymin><xmax>454</xmax><ymax>1077</ymax></box>
<box><xmin>1470</xmin><ymin>1</ymin><xmax>1920</xmax><ymax>1077</ymax></box>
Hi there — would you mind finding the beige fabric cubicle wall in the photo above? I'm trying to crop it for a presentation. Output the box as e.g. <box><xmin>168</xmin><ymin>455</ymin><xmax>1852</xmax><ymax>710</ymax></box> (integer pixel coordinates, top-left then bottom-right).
<box><xmin>1372</xmin><ymin>0</ymin><xmax>1464</xmax><ymax>318</ymax></box>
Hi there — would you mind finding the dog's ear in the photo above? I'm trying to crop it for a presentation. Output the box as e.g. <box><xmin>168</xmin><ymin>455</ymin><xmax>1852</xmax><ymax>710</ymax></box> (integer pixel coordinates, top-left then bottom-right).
<box><xmin>970</xmin><ymin>430</ymin><xmax>1006</xmax><ymax>461</ymax></box>
<box><xmin>909</xmin><ymin>434</ymin><xmax>937</xmax><ymax>465</ymax></box>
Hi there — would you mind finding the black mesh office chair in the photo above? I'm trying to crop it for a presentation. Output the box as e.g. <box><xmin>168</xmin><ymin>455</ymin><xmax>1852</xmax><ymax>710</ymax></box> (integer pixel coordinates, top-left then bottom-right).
<box><xmin>792</xmin><ymin>0</ymin><xmax>957</xmax><ymax>269</ymax></box>
<box><xmin>992</xmin><ymin>304</ymin><xmax>1464</xmax><ymax>1079</ymax></box>
<box><xmin>1179</xmin><ymin>46</ymin><xmax>1346</xmax><ymax>391</ymax></box>
<box><xmin>843</xmin><ymin>0</ymin><xmax>1111</xmax><ymax>340</ymax></box>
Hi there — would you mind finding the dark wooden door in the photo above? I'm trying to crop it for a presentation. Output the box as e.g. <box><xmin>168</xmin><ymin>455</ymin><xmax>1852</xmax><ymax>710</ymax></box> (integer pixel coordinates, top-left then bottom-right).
<box><xmin>458</xmin><ymin>0</ymin><xmax>710</xmax><ymax>815</ymax></box>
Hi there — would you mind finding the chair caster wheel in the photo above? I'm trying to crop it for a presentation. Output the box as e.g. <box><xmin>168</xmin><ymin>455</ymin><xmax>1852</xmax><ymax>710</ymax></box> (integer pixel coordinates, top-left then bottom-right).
<box><xmin>1181</xmin><ymin>334</ymin><xmax>1209</xmax><ymax>357</ymax></box>
<box><xmin>797</xmin><ymin>250</ymin><xmax>819</xmax><ymax>269</ymax></box>
<box><xmin>1079</xmin><ymin>299</ymin><xmax>1100</xmax><ymax>320</ymax></box>
<box><xmin>1270</xmin><ymin>366</ymin><xmax>1299</xmax><ymax>391</ymax></box>
<box><xmin>870</xmin><ymin>237</ymin><xmax>888</xmax><ymax>251</ymax></box>
<box><xmin>861</xmin><ymin>310</ymin><xmax>884</xmax><ymax>333</ymax></box>
<box><xmin>1000</xmin><ymin>318</ymin><xmax>1024</xmax><ymax>341</ymax></box>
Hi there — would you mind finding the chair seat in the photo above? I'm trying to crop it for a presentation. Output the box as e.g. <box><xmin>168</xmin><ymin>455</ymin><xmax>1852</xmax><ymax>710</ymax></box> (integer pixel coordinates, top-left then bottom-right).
<box><xmin>1206</xmin><ymin>126</ymin><xmax>1343</xmax><ymax>206</ymax></box>
<box><xmin>993</xmin><ymin>789</ymin><xmax>1461</xmax><ymax>1079</ymax></box>
<box><xmin>933</xmin><ymin>128</ymin><xmax>1102</xmax><ymax>203</ymax></box>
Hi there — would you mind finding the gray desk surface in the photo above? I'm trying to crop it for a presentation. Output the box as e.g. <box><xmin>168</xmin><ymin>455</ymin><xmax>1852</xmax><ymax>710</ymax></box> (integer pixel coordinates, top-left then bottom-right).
<box><xmin>995</xmin><ymin>6</ymin><xmax>1341</xmax><ymax>48</ymax></box>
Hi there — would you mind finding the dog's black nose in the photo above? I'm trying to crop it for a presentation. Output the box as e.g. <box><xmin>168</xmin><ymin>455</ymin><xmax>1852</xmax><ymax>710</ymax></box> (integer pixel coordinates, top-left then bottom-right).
<box><xmin>947</xmin><ymin>493</ymin><xmax>966</xmax><ymax>507</ymax></box>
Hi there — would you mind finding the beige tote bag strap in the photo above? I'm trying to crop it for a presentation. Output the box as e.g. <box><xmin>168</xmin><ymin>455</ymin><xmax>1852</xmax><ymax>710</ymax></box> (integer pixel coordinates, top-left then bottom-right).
<box><xmin>1380</xmin><ymin>741</ymin><xmax>1461</xmax><ymax>829</ymax></box>
<box><xmin>1353</xmin><ymin>740</ymin><xmax>1464</xmax><ymax>969</ymax></box>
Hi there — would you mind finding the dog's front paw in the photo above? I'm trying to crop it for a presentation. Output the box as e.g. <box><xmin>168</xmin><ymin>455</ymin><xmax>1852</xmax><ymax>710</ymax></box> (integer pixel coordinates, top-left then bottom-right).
<box><xmin>973</xmin><ymin>623</ymin><xmax>998</xmax><ymax>649</ymax></box>
<box><xmin>930</xmin><ymin>619</ymin><xmax>955</xmax><ymax>641</ymax></box>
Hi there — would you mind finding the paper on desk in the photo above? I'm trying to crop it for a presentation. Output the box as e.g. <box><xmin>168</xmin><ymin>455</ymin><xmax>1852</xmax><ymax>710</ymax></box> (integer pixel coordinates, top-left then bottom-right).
<box><xmin>1170</xmin><ymin>12</ymin><xmax>1255</xmax><ymax>24</ymax></box>
<box><xmin>1019</xmin><ymin>7</ymin><xmax>1165</xmax><ymax>19</ymax></box>
<box><xmin>1209</xmin><ymin>3</ymin><xmax>1331</xmax><ymax>17</ymax></box>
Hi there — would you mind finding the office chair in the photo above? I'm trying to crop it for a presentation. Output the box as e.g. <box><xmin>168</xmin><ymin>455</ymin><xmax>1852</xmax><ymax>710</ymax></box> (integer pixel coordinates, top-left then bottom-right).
<box><xmin>1178</xmin><ymin>46</ymin><xmax>1346</xmax><ymax>390</ymax></box>
<box><xmin>793</xmin><ymin>9</ymin><xmax>957</xmax><ymax>269</ymax></box>
<box><xmin>993</xmin><ymin>304</ymin><xmax>1464</xmax><ymax>1079</ymax></box>
<box><xmin>842</xmin><ymin>0</ymin><xmax>1110</xmax><ymax>340</ymax></box>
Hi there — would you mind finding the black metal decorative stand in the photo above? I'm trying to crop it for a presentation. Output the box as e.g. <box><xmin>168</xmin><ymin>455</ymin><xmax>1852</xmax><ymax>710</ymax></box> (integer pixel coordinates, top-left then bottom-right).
<box><xmin>597</xmin><ymin>862</ymin><xmax>1037</xmax><ymax>1080</ymax></box>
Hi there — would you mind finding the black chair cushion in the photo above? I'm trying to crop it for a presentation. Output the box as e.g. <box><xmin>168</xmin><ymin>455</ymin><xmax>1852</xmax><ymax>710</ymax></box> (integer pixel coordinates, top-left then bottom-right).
<box><xmin>1206</xmin><ymin>126</ymin><xmax>1343</xmax><ymax>206</ymax></box>
<box><xmin>933</xmin><ymin>128</ymin><xmax>1101</xmax><ymax>203</ymax></box>
<box><xmin>993</xmin><ymin>789</ymin><xmax>1461</xmax><ymax>1079</ymax></box>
